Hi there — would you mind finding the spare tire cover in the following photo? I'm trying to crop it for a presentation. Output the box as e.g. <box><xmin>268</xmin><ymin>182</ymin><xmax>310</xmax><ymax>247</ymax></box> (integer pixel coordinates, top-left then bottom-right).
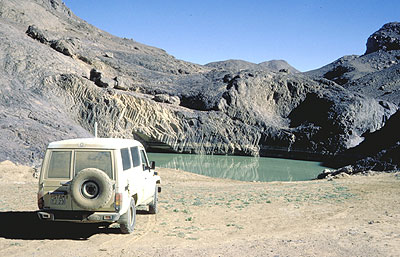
<box><xmin>70</xmin><ymin>168</ymin><xmax>113</xmax><ymax>210</ymax></box>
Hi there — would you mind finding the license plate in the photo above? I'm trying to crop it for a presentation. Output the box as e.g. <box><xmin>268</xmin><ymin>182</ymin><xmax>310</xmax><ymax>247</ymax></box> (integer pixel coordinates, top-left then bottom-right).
<box><xmin>50</xmin><ymin>194</ymin><xmax>67</xmax><ymax>205</ymax></box>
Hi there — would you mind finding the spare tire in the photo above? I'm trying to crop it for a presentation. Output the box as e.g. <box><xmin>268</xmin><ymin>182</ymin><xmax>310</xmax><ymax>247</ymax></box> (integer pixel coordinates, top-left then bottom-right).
<box><xmin>70</xmin><ymin>168</ymin><xmax>113</xmax><ymax>210</ymax></box>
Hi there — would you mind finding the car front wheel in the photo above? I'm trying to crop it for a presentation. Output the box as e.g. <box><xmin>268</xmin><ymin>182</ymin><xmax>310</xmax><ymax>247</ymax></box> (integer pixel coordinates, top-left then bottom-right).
<box><xmin>148</xmin><ymin>186</ymin><xmax>158</xmax><ymax>214</ymax></box>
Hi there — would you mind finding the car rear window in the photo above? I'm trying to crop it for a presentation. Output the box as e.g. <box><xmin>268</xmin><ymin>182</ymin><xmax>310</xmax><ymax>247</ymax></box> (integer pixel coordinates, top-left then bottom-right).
<box><xmin>75</xmin><ymin>151</ymin><xmax>113</xmax><ymax>178</ymax></box>
<box><xmin>48</xmin><ymin>151</ymin><xmax>71</xmax><ymax>179</ymax></box>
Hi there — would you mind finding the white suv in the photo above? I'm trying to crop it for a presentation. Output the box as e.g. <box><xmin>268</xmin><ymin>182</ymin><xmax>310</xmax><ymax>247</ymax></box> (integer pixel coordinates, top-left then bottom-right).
<box><xmin>37</xmin><ymin>138</ymin><xmax>161</xmax><ymax>234</ymax></box>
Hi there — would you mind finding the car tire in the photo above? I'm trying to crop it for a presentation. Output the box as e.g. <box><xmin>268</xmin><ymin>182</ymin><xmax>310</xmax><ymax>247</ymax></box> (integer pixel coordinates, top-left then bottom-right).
<box><xmin>119</xmin><ymin>199</ymin><xmax>136</xmax><ymax>234</ymax></box>
<box><xmin>70</xmin><ymin>168</ymin><xmax>113</xmax><ymax>210</ymax></box>
<box><xmin>148</xmin><ymin>186</ymin><xmax>158</xmax><ymax>214</ymax></box>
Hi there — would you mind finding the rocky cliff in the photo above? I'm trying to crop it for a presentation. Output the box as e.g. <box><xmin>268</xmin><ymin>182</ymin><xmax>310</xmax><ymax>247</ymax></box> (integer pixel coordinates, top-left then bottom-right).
<box><xmin>307</xmin><ymin>22</ymin><xmax>400</xmax><ymax>174</ymax></box>
<box><xmin>0</xmin><ymin>0</ymin><xmax>398</xmax><ymax>169</ymax></box>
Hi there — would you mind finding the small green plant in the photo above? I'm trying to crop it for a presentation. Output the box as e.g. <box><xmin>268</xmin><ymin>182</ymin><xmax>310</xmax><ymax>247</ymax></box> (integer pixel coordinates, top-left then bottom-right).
<box><xmin>176</xmin><ymin>198</ymin><xmax>186</xmax><ymax>203</ymax></box>
<box><xmin>334</xmin><ymin>186</ymin><xmax>348</xmax><ymax>192</ymax></box>
<box><xmin>192</xmin><ymin>200</ymin><xmax>202</xmax><ymax>206</ymax></box>
<box><xmin>226</xmin><ymin>223</ymin><xmax>243</xmax><ymax>229</ymax></box>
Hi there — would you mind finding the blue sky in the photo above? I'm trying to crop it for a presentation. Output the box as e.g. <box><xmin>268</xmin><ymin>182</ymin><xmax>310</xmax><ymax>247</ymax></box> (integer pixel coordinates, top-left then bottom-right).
<box><xmin>63</xmin><ymin>0</ymin><xmax>399</xmax><ymax>72</ymax></box>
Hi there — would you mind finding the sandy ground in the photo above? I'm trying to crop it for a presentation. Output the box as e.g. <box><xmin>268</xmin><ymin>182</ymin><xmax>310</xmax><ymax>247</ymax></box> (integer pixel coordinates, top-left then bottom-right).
<box><xmin>0</xmin><ymin>160</ymin><xmax>399</xmax><ymax>257</ymax></box>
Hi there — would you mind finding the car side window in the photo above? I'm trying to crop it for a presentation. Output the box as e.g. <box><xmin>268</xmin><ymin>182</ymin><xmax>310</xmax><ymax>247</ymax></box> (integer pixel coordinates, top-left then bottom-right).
<box><xmin>140</xmin><ymin>149</ymin><xmax>149</xmax><ymax>171</ymax></box>
<box><xmin>120</xmin><ymin>148</ymin><xmax>131</xmax><ymax>171</ymax></box>
<box><xmin>130</xmin><ymin>147</ymin><xmax>140</xmax><ymax>168</ymax></box>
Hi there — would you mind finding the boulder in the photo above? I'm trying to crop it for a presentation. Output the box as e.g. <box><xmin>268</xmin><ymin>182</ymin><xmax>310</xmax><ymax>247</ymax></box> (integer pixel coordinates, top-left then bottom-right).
<box><xmin>26</xmin><ymin>25</ymin><xmax>49</xmax><ymax>43</ymax></box>
<box><xmin>153</xmin><ymin>94</ymin><xmax>180</xmax><ymax>105</ymax></box>
<box><xmin>89</xmin><ymin>69</ymin><xmax>115</xmax><ymax>88</ymax></box>
<box><xmin>50</xmin><ymin>38</ymin><xmax>79</xmax><ymax>57</ymax></box>
<box><xmin>26</xmin><ymin>25</ymin><xmax>80</xmax><ymax>58</ymax></box>
<box><xmin>114</xmin><ymin>76</ymin><xmax>129</xmax><ymax>91</ymax></box>
<box><xmin>104</xmin><ymin>52</ymin><xmax>114</xmax><ymax>58</ymax></box>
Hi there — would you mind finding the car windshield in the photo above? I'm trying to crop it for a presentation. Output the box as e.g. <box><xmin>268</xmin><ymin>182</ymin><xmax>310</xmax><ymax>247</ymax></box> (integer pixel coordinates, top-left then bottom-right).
<box><xmin>75</xmin><ymin>151</ymin><xmax>113</xmax><ymax>179</ymax></box>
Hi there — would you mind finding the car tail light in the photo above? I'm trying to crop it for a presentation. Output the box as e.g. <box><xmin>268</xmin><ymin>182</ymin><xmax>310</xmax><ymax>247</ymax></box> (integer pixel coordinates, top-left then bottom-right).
<box><xmin>115</xmin><ymin>193</ymin><xmax>122</xmax><ymax>212</ymax></box>
<box><xmin>37</xmin><ymin>190</ymin><xmax>44</xmax><ymax>210</ymax></box>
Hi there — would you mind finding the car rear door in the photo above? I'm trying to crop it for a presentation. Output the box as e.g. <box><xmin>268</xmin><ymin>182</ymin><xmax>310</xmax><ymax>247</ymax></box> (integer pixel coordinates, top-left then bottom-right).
<box><xmin>71</xmin><ymin>150</ymin><xmax>115</xmax><ymax>211</ymax></box>
<box><xmin>42</xmin><ymin>150</ymin><xmax>73</xmax><ymax>210</ymax></box>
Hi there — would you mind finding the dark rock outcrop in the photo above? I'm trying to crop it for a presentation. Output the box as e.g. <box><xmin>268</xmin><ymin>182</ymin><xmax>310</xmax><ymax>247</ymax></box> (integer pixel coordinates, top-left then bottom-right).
<box><xmin>324</xmin><ymin>109</ymin><xmax>400</xmax><ymax>172</ymax></box>
<box><xmin>366</xmin><ymin>22</ymin><xmax>400</xmax><ymax>54</ymax></box>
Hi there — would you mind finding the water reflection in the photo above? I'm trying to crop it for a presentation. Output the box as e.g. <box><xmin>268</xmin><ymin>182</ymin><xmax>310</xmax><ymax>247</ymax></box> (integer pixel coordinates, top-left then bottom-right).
<box><xmin>148</xmin><ymin>153</ymin><xmax>327</xmax><ymax>182</ymax></box>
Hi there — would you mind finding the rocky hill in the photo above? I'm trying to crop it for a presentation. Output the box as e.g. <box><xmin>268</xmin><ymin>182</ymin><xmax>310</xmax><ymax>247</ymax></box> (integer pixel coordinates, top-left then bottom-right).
<box><xmin>205</xmin><ymin>59</ymin><xmax>299</xmax><ymax>73</ymax></box>
<box><xmin>306</xmin><ymin>23</ymin><xmax>400</xmax><ymax>105</ymax></box>
<box><xmin>0</xmin><ymin>0</ymin><xmax>399</xmax><ymax>172</ymax></box>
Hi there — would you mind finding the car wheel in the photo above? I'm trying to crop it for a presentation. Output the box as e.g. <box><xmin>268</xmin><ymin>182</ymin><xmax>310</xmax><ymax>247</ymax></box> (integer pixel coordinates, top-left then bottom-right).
<box><xmin>70</xmin><ymin>168</ymin><xmax>113</xmax><ymax>210</ymax></box>
<box><xmin>119</xmin><ymin>199</ymin><xmax>136</xmax><ymax>234</ymax></box>
<box><xmin>148</xmin><ymin>186</ymin><xmax>158</xmax><ymax>214</ymax></box>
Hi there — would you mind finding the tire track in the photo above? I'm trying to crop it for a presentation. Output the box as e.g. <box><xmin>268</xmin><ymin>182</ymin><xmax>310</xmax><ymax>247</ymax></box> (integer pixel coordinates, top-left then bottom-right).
<box><xmin>98</xmin><ymin>214</ymin><xmax>156</xmax><ymax>248</ymax></box>
<box><xmin>127</xmin><ymin>214</ymin><xmax>156</xmax><ymax>243</ymax></box>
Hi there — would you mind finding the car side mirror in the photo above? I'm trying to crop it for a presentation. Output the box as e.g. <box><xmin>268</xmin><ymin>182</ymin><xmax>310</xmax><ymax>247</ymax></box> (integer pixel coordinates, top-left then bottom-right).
<box><xmin>32</xmin><ymin>167</ymin><xmax>40</xmax><ymax>179</ymax></box>
<box><xmin>150</xmin><ymin>161</ymin><xmax>155</xmax><ymax>170</ymax></box>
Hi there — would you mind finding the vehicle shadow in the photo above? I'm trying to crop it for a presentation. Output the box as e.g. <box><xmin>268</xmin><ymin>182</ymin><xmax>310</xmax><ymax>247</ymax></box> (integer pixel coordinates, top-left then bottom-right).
<box><xmin>136</xmin><ymin>209</ymin><xmax>150</xmax><ymax>215</ymax></box>
<box><xmin>0</xmin><ymin>211</ymin><xmax>121</xmax><ymax>240</ymax></box>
